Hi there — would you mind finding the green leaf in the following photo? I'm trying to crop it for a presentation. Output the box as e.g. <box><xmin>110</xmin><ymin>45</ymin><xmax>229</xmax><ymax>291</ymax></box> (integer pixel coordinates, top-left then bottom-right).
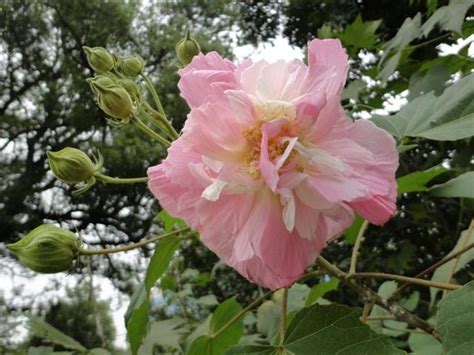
<box><xmin>28</xmin><ymin>316</ymin><xmax>87</xmax><ymax>352</ymax></box>
<box><xmin>408</xmin><ymin>64</ymin><xmax>450</xmax><ymax>100</ymax></box>
<box><xmin>339</xmin><ymin>15</ymin><xmax>381</xmax><ymax>50</ymax></box>
<box><xmin>140</xmin><ymin>317</ymin><xmax>187</xmax><ymax>353</ymax></box>
<box><xmin>438</xmin><ymin>280</ymin><xmax>474</xmax><ymax>354</ymax></box>
<box><xmin>305</xmin><ymin>278</ymin><xmax>340</xmax><ymax>306</ymax></box>
<box><xmin>125</xmin><ymin>236</ymin><xmax>181</xmax><ymax>354</ymax></box>
<box><xmin>257</xmin><ymin>300</ymin><xmax>280</xmax><ymax>343</ymax></box>
<box><xmin>197</xmin><ymin>294</ymin><xmax>219</xmax><ymax>306</ymax></box>
<box><xmin>317</xmin><ymin>24</ymin><xmax>335</xmax><ymax>39</ymax></box>
<box><xmin>430</xmin><ymin>226</ymin><xmax>474</xmax><ymax>305</ymax></box>
<box><xmin>282</xmin><ymin>304</ymin><xmax>404</xmax><ymax>354</ymax></box>
<box><xmin>158</xmin><ymin>209</ymin><xmax>186</xmax><ymax>232</ymax></box>
<box><xmin>430</xmin><ymin>172</ymin><xmax>474</xmax><ymax>198</ymax></box>
<box><xmin>344</xmin><ymin>215</ymin><xmax>365</xmax><ymax>244</ymax></box>
<box><xmin>27</xmin><ymin>346</ymin><xmax>72</xmax><ymax>355</ymax></box>
<box><xmin>408</xmin><ymin>331</ymin><xmax>442</xmax><ymax>355</ymax></box>
<box><xmin>397</xmin><ymin>143</ymin><xmax>418</xmax><ymax>154</ymax></box>
<box><xmin>378</xmin><ymin>13</ymin><xmax>421</xmax><ymax>80</ymax></box>
<box><xmin>397</xmin><ymin>166</ymin><xmax>449</xmax><ymax>194</ymax></box>
<box><xmin>421</xmin><ymin>0</ymin><xmax>473</xmax><ymax>36</ymax></box>
<box><xmin>372</xmin><ymin>73</ymin><xmax>474</xmax><ymax>141</ymax></box>
<box><xmin>342</xmin><ymin>80</ymin><xmax>367</xmax><ymax>102</ymax></box>
<box><xmin>225</xmin><ymin>345</ymin><xmax>277</xmax><ymax>354</ymax></box>
<box><xmin>188</xmin><ymin>298</ymin><xmax>244</xmax><ymax>355</ymax></box>
<box><xmin>383</xmin><ymin>13</ymin><xmax>422</xmax><ymax>54</ymax></box>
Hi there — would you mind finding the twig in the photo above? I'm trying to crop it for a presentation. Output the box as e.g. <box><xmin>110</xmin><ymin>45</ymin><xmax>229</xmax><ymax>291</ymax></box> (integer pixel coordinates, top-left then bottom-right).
<box><xmin>315</xmin><ymin>256</ymin><xmax>441</xmax><ymax>340</ymax></box>
<box><xmin>362</xmin><ymin>315</ymin><xmax>396</xmax><ymax>321</ymax></box>
<box><xmin>361</xmin><ymin>301</ymin><xmax>374</xmax><ymax>322</ymax></box>
<box><xmin>278</xmin><ymin>288</ymin><xmax>288</xmax><ymax>350</ymax></box>
<box><xmin>79</xmin><ymin>227</ymin><xmax>190</xmax><ymax>255</ymax></box>
<box><xmin>347</xmin><ymin>272</ymin><xmax>460</xmax><ymax>291</ymax></box>
<box><xmin>211</xmin><ymin>290</ymin><xmax>273</xmax><ymax>339</ymax></box>
<box><xmin>349</xmin><ymin>220</ymin><xmax>369</xmax><ymax>274</ymax></box>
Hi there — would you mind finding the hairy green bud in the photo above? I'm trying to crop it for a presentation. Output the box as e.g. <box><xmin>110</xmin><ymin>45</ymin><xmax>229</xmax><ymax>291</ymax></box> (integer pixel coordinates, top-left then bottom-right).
<box><xmin>120</xmin><ymin>55</ymin><xmax>145</xmax><ymax>77</ymax></box>
<box><xmin>47</xmin><ymin>147</ymin><xmax>98</xmax><ymax>185</ymax></box>
<box><xmin>83</xmin><ymin>46</ymin><xmax>115</xmax><ymax>73</ymax></box>
<box><xmin>118</xmin><ymin>79</ymin><xmax>142</xmax><ymax>103</ymax></box>
<box><xmin>175</xmin><ymin>30</ymin><xmax>201</xmax><ymax>65</ymax></box>
<box><xmin>97</xmin><ymin>85</ymin><xmax>134</xmax><ymax>120</ymax></box>
<box><xmin>7</xmin><ymin>225</ymin><xmax>81</xmax><ymax>273</ymax></box>
<box><xmin>87</xmin><ymin>75</ymin><xmax>116</xmax><ymax>96</ymax></box>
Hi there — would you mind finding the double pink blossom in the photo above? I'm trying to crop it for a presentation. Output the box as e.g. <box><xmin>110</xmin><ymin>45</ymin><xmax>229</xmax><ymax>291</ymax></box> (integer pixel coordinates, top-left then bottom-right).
<box><xmin>148</xmin><ymin>39</ymin><xmax>398</xmax><ymax>289</ymax></box>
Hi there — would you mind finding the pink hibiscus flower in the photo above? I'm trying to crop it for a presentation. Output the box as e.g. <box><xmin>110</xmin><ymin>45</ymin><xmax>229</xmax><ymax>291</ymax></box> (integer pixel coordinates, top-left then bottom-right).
<box><xmin>148</xmin><ymin>39</ymin><xmax>398</xmax><ymax>290</ymax></box>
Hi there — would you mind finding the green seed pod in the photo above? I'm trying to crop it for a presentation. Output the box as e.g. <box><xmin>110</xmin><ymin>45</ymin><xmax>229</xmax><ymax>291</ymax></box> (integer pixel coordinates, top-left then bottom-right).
<box><xmin>175</xmin><ymin>30</ymin><xmax>201</xmax><ymax>65</ymax></box>
<box><xmin>87</xmin><ymin>75</ymin><xmax>116</xmax><ymax>96</ymax></box>
<box><xmin>120</xmin><ymin>55</ymin><xmax>145</xmax><ymax>77</ymax></box>
<box><xmin>83</xmin><ymin>46</ymin><xmax>115</xmax><ymax>73</ymax></box>
<box><xmin>47</xmin><ymin>147</ymin><xmax>97</xmax><ymax>185</ymax></box>
<box><xmin>97</xmin><ymin>85</ymin><xmax>134</xmax><ymax>120</ymax></box>
<box><xmin>118</xmin><ymin>78</ymin><xmax>142</xmax><ymax>102</ymax></box>
<box><xmin>7</xmin><ymin>225</ymin><xmax>81</xmax><ymax>274</ymax></box>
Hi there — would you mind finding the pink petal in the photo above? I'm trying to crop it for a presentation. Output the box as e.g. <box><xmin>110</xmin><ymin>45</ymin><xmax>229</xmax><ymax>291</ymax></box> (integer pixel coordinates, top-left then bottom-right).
<box><xmin>259</xmin><ymin>119</ymin><xmax>288</xmax><ymax>191</ymax></box>
<box><xmin>178</xmin><ymin>52</ymin><xmax>237</xmax><ymax>108</ymax></box>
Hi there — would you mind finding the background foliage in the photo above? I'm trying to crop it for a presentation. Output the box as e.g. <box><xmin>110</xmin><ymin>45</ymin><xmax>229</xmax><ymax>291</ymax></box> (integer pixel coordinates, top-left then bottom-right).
<box><xmin>1</xmin><ymin>0</ymin><xmax>473</xmax><ymax>353</ymax></box>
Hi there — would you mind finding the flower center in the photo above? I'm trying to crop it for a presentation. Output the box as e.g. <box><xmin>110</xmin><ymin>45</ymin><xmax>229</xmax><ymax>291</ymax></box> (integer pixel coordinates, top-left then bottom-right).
<box><xmin>242</xmin><ymin>124</ymin><xmax>297</xmax><ymax>179</ymax></box>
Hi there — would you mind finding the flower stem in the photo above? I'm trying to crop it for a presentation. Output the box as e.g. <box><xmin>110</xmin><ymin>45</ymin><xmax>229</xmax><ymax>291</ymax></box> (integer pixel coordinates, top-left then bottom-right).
<box><xmin>140</xmin><ymin>73</ymin><xmax>179</xmax><ymax>139</ymax></box>
<box><xmin>211</xmin><ymin>290</ymin><xmax>273</xmax><ymax>339</ymax></box>
<box><xmin>278</xmin><ymin>287</ymin><xmax>288</xmax><ymax>349</ymax></box>
<box><xmin>95</xmin><ymin>173</ymin><xmax>148</xmax><ymax>185</ymax></box>
<box><xmin>347</xmin><ymin>272</ymin><xmax>461</xmax><ymax>290</ymax></box>
<box><xmin>349</xmin><ymin>219</ymin><xmax>369</xmax><ymax>274</ymax></box>
<box><xmin>141</xmin><ymin>104</ymin><xmax>174</xmax><ymax>139</ymax></box>
<box><xmin>132</xmin><ymin>115</ymin><xmax>171</xmax><ymax>146</ymax></box>
<box><xmin>79</xmin><ymin>227</ymin><xmax>190</xmax><ymax>255</ymax></box>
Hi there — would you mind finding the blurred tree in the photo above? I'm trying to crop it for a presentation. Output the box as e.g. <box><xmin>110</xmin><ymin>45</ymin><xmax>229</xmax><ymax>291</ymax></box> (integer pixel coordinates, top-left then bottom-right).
<box><xmin>28</xmin><ymin>284</ymin><xmax>116</xmax><ymax>351</ymax></box>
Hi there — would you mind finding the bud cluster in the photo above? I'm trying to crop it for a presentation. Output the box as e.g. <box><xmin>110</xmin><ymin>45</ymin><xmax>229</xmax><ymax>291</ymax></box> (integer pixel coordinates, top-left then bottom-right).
<box><xmin>83</xmin><ymin>47</ymin><xmax>146</xmax><ymax>124</ymax></box>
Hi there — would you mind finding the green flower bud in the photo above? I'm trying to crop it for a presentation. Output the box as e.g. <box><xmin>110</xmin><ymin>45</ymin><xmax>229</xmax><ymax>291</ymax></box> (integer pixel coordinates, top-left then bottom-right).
<box><xmin>118</xmin><ymin>78</ymin><xmax>142</xmax><ymax>103</ymax></box>
<box><xmin>83</xmin><ymin>46</ymin><xmax>115</xmax><ymax>73</ymax></box>
<box><xmin>47</xmin><ymin>147</ymin><xmax>98</xmax><ymax>185</ymax></box>
<box><xmin>87</xmin><ymin>75</ymin><xmax>116</xmax><ymax>96</ymax></box>
<box><xmin>120</xmin><ymin>55</ymin><xmax>145</xmax><ymax>77</ymax></box>
<box><xmin>7</xmin><ymin>225</ymin><xmax>81</xmax><ymax>273</ymax></box>
<box><xmin>97</xmin><ymin>85</ymin><xmax>134</xmax><ymax>120</ymax></box>
<box><xmin>175</xmin><ymin>30</ymin><xmax>201</xmax><ymax>65</ymax></box>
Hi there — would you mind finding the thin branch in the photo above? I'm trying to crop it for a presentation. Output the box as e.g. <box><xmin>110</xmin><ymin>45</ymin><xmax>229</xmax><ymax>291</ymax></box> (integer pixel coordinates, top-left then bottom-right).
<box><xmin>211</xmin><ymin>290</ymin><xmax>273</xmax><ymax>339</ymax></box>
<box><xmin>315</xmin><ymin>256</ymin><xmax>441</xmax><ymax>340</ymax></box>
<box><xmin>347</xmin><ymin>272</ymin><xmax>460</xmax><ymax>290</ymax></box>
<box><xmin>279</xmin><ymin>288</ymin><xmax>288</xmax><ymax>349</ymax></box>
<box><xmin>349</xmin><ymin>220</ymin><xmax>369</xmax><ymax>274</ymax></box>
<box><xmin>79</xmin><ymin>227</ymin><xmax>190</xmax><ymax>255</ymax></box>
<box><xmin>96</xmin><ymin>174</ymin><xmax>149</xmax><ymax>185</ymax></box>
<box><xmin>362</xmin><ymin>315</ymin><xmax>396</xmax><ymax>321</ymax></box>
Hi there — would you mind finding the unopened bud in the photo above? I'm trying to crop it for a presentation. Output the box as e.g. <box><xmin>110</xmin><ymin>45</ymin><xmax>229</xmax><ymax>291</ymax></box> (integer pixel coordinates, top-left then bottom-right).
<box><xmin>47</xmin><ymin>148</ymin><xmax>98</xmax><ymax>185</ymax></box>
<box><xmin>7</xmin><ymin>225</ymin><xmax>80</xmax><ymax>273</ymax></box>
<box><xmin>175</xmin><ymin>30</ymin><xmax>201</xmax><ymax>65</ymax></box>
<box><xmin>120</xmin><ymin>55</ymin><xmax>145</xmax><ymax>77</ymax></box>
<box><xmin>87</xmin><ymin>75</ymin><xmax>116</xmax><ymax>96</ymax></box>
<box><xmin>118</xmin><ymin>79</ymin><xmax>142</xmax><ymax>102</ymax></box>
<box><xmin>97</xmin><ymin>85</ymin><xmax>134</xmax><ymax>120</ymax></box>
<box><xmin>83</xmin><ymin>46</ymin><xmax>115</xmax><ymax>73</ymax></box>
